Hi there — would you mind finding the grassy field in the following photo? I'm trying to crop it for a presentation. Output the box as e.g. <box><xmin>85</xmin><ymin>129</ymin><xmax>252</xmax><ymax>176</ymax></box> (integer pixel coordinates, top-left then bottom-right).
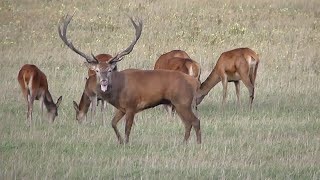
<box><xmin>1</xmin><ymin>0</ymin><xmax>320</xmax><ymax>179</ymax></box>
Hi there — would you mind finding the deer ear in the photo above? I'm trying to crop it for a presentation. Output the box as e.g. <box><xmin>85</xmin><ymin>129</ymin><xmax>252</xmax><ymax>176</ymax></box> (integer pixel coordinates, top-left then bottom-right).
<box><xmin>56</xmin><ymin>96</ymin><xmax>63</xmax><ymax>108</ymax></box>
<box><xmin>73</xmin><ymin>101</ymin><xmax>79</xmax><ymax>112</ymax></box>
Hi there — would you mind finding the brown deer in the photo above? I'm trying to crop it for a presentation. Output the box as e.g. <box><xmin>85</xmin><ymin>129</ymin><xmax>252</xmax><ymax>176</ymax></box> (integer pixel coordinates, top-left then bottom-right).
<box><xmin>197</xmin><ymin>48</ymin><xmax>259</xmax><ymax>109</ymax></box>
<box><xmin>17</xmin><ymin>64</ymin><xmax>63</xmax><ymax>125</ymax></box>
<box><xmin>58</xmin><ymin>14</ymin><xmax>201</xmax><ymax>144</ymax></box>
<box><xmin>154</xmin><ymin>50</ymin><xmax>201</xmax><ymax>80</ymax></box>
<box><xmin>155</xmin><ymin>49</ymin><xmax>190</xmax><ymax>61</ymax></box>
<box><xmin>154</xmin><ymin>50</ymin><xmax>201</xmax><ymax>116</ymax></box>
<box><xmin>73</xmin><ymin>74</ymin><xmax>102</xmax><ymax>124</ymax></box>
<box><xmin>73</xmin><ymin>54</ymin><xmax>113</xmax><ymax>124</ymax></box>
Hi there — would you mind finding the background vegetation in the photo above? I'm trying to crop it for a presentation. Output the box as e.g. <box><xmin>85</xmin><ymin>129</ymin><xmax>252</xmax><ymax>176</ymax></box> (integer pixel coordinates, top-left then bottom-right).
<box><xmin>1</xmin><ymin>0</ymin><xmax>319</xmax><ymax>179</ymax></box>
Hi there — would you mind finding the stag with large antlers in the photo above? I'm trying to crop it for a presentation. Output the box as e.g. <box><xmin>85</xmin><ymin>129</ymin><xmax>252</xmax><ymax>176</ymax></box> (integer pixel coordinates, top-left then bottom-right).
<box><xmin>197</xmin><ymin>48</ymin><xmax>259</xmax><ymax>109</ymax></box>
<box><xmin>58</xmin><ymin>15</ymin><xmax>201</xmax><ymax>144</ymax></box>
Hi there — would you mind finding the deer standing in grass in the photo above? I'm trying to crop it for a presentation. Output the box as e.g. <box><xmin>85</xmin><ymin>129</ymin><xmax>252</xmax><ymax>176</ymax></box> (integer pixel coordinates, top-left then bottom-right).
<box><xmin>154</xmin><ymin>50</ymin><xmax>201</xmax><ymax>116</ymax></box>
<box><xmin>17</xmin><ymin>64</ymin><xmax>63</xmax><ymax>125</ymax></box>
<box><xmin>197</xmin><ymin>48</ymin><xmax>259</xmax><ymax>109</ymax></box>
<box><xmin>72</xmin><ymin>54</ymin><xmax>114</xmax><ymax>124</ymax></box>
<box><xmin>58</xmin><ymin>14</ymin><xmax>201</xmax><ymax>144</ymax></box>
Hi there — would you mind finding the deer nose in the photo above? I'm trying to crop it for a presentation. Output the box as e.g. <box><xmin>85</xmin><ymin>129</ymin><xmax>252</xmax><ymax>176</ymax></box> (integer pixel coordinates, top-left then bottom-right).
<box><xmin>101</xmin><ymin>79</ymin><xmax>108</xmax><ymax>86</ymax></box>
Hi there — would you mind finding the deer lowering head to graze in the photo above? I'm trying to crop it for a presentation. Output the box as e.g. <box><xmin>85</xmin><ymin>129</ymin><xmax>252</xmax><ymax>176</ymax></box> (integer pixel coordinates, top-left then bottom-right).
<box><xmin>74</xmin><ymin>74</ymin><xmax>114</xmax><ymax>125</ymax></box>
<box><xmin>154</xmin><ymin>50</ymin><xmax>201</xmax><ymax>116</ymax></box>
<box><xmin>58</xmin><ymin>14</ymin><xmax>201</xmax><ymax>144</ymax></box>
<box><xmin>17</xmin><ymin>64</ymin><xmax>63</xmax><ymax>125</ymax></box>
<box><xmin>197</xmin><ymin>48</ymin><xmax>259</xmax><ymax>109</ymax></box>
<box><xmin>73</xmin><ymin>54</ymin><xmax>113</xmax><ymax>124</ymax></box>
<box><xmin>73</xmin><ymin>74</ymin><xmax>99</xmax><ymax>124</ymax></box>
<box><xmin>154</xmin><ymin>50</ymin><xmax>201</xmax><ymax>80</ymax></box>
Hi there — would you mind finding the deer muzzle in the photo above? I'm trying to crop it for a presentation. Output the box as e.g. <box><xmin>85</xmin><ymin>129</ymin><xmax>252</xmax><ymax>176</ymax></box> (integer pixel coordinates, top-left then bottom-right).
<box><xmin>100</xmin><ymin>79</ymin><xmax>109</xmax><ymax>92</ymax></box>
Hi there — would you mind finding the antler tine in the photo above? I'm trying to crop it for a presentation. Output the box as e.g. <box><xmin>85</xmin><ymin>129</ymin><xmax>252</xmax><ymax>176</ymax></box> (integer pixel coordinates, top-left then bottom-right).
<box><xmin>58</xmin><ymin>14</ymin><xmax>98</xmax><ymax>64</ymax></box>
<box><xmin>109</xmin><ymin>17</ymin><xmax>143</xmax><ymax>63</ymax></box>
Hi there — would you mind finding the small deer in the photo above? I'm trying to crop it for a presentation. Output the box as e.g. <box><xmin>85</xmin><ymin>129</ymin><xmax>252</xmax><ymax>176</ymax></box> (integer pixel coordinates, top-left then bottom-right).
<box><xmin>197</xmin><ymin>48</ymin><xmax>259</xmax><ymax>109</ymax></box>
<box><xmin>58</xmin><ymin>15</ymin><xmax>201</xmax><ymax>144</ymax></box>
<box><xmin>17</xmin><ymin>64</ymin><xmax>63</xmax><ymax>125</ymax></box>
<box><xmin>154</xmin><ymin>50</ymin><xmax>201</xmax><ymax>116</ymax></box>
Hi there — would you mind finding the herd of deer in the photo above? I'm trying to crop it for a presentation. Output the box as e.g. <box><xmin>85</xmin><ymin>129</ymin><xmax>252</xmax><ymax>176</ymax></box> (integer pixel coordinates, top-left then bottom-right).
<box><xmin>17</xmin><ymin>15</ymin><xmax>259</xmax><ymax>144</ymax></box>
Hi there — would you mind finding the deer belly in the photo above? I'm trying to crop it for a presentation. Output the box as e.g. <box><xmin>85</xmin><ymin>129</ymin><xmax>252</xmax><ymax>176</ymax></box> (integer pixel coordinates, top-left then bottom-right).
<box><xmin>137</xmin><ymin>99</ymin><xmax>165</xmax><ymax>110</ymax></box>
<box><xmin>227</xmin><ymin>72</ymin><xmax>241</xmax><ymax>81</ymax></box>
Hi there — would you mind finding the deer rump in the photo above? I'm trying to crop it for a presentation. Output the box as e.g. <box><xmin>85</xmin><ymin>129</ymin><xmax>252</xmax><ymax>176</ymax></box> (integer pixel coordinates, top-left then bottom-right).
<box><xmin>96</xmin><ymin>69</ymin><xmax>200</xmax><ymax>112</ymax></box>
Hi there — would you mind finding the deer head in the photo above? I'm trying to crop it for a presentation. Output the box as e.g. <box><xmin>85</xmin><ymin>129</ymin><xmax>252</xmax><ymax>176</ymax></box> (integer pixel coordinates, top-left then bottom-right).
<box><xmin>48</xmin><ymin>96</ymin><xmax>63</xmax><ymax>122</ymax></box>
<box><xmin>58</xmin><ymin>14</ymin><xmax>143</xmax><ymax>92</ymax></box>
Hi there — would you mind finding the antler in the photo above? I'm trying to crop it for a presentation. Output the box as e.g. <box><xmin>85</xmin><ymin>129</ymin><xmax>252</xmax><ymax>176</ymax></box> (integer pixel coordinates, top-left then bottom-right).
<box><xmin>58</xmin><ymin>14</ymin><xmax>98</xmax><ymax>64</ymax></box>
<box><xmin>99</xmin><ymin>17</ymin><xmax>143</xmax><ymax>64</ymax></box>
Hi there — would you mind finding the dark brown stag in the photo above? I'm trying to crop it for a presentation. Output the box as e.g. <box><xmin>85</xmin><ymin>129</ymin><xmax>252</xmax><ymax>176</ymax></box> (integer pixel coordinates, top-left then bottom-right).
<box><xmin>58</xmin><ymin>15</ymin><xmax>201</xmax><ymax>144</ymax></box>
<box><xmin>18</xmin><ymin>64</ymin><xmax>63</xmax><ymax>125</ymax></box>
<box><xmin>197</xmin><ymin>48</ymin><xmax>259</xmax><ymax>109</ymax></box>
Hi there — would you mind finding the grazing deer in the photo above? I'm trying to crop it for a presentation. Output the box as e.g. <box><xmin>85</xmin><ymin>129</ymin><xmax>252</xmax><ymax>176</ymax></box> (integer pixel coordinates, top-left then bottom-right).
<box><xmin>58</xmin><ymin>14</ymin><xmax>201</xmax><ymax>144</ymax></box>
<box><xmin>197</xmin><ymin>48</ymin><xmax>259</xmax><ymax>109</ymax></box>
<box><xmin>156</xmin><ymin>49</ymin><xmax>190</xmax><ymax>61</ymax></box>
<box><xmin>154</xmin><ymin>50</ymin><xmax>201</xmax><ymax>116</ymax></box>
<box><xmin>17</xmin><ymin>64</ymin><xmax>63</xmax><ymax>125</ymax></box>
<box><xmin>73</xmin><ymin>74</ymin><xmax>100</xmax><ymax>124</ymax></box>
<box><xmin>73</xmin><ymin>54</ymin><xmax>113</xmax><ymax>124</ymax></box>
<box><xmin>154</xmin><ymin>50</ymin><xmax>201</xmax><ymax>80</ymax></box>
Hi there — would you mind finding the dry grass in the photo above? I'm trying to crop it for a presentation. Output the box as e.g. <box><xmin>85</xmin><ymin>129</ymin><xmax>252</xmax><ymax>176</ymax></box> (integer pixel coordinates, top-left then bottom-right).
<box><xmin>0</xmin><ymin>0</ymin><xmax>320</xmax><ymax>179</ymax></box>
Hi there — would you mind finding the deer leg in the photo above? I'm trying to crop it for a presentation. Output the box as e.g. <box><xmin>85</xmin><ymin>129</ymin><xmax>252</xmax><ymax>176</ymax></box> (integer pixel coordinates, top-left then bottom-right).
<box><xmin>238</xmin><ymin>69</ymin><xmax>254</xmax><ymax>109</ymax></box>
<box><xmin>27</xmin><ymin>95</ymin><xmax>34</xmax><ymax>126</ymax></box>
<box><xmin>111</xmin><ymin>109</ymin><xmax>125</xmax><ymax>144</ymax></box>
<box><xmin>191</xmin><ymin>97</ymin><xmax>198</xmax><ymax>118</ymax></box>
<box><xmin>183</xmin><ymin>122</ymin><xmax>192</xmax><ymax>143</ymax></box>
<box><xmin>175</xmin><ymin>106</ymin><xmax>201</xmax><ymax>144</ymax></box>
<box><xmin>125</xmin><ymin>111</ymin><xmax>135</xmax><ymax>144</ymax></box>
<box><xmin>90</xmin><ymin>96</ymin><xmax>97</xmax><ymax>123</ymax></box>
<box><xmin>249</xmin><ymin>62</ymin><xmax>259</xmax><ymax>86</ymax></box>
<box><xmin>234</xmin><ymin>81</ymin><xmax>240</xmax><ymax>106</ymax></box>
<box><xmin>221</xmin><ymin>74</ymin><xmax>228</xmax><ymax>107</ymax></box>
<box><xmin>101</xmin><ymin>100</ymin><xmax>107</xmax><ymax>126</ymax></box>
<box><xmin>192</xmin><ymin>116</ymin><xmax>201</xmax><ymax>144</ymax></box>
<box><xmin>39</xmin><ymin>96</ymin><xmax>44</xmax><ymax>125</ymax></box>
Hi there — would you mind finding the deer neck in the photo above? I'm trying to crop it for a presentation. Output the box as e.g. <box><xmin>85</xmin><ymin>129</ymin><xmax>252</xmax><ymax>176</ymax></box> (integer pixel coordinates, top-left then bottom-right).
<box><xmin>78</xmin><ymin>91</ymin><xmax>91</xmax><ymax>114</ymax></box>
<box><xmin>197</xmin><ymin>69</ymin><xmax>220</xmax><ymax>104</ymax></box>
<box><xmin>96</xmin><ymin>71</ymin><xmax>124</xmax><ymax>108</ymax></box>
<box><xmin>43</xmin><ymin>90</ymin><xmax>55</xmax><ymax>111</ymax></box>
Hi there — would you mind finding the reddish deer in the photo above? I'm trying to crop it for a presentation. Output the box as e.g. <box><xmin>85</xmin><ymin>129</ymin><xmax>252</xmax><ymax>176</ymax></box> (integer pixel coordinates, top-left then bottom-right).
<box><xmin>154</xmin><ymin>50</ymin><xmax>200</xmax><ymax>80</ymax></box>
<box><xmin>154</xmin><ymin>50</ymin><xmax>201</xmax><ymax>116</ymax></box>
<box><xmin>155</xmin><ymin>50</ymin><xmax>190</xmax><ymax>61</ymax></box>
<box><xmin>73</xmin><ymin>74</ymin><xmax>100</xmax><ymax>124</ymax></box>
<box><xmin>73</xmin><ymin>54</ymin><xmax>113</xmax><ymax>124</ymax></box>
<box><xmin>197</xmin><ymin>48</ymin><xmax>259</xmax><ymax>109</ymax></box>
<box><xmin>17</xmin><ymin>64</ymin><xmax>63</xmax><ymax>125</ymax></box>
<box><xmin>58</xmin><ymin>14</ymin><xmax>201</xmax><ymax>144</ymax></box>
